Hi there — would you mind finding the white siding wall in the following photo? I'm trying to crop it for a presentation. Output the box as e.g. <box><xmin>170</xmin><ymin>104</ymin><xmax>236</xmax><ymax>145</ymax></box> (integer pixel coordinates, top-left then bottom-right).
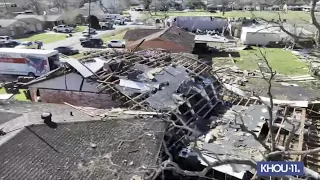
<box><xmin>244</xmin><ymin>32</ymin><xmax>281</xmax><ymax>46</ymax></box>
<box><xmin>30</xmin><ymin>73</ymin><xmax>99</xmax><ymax>92</ymax></box>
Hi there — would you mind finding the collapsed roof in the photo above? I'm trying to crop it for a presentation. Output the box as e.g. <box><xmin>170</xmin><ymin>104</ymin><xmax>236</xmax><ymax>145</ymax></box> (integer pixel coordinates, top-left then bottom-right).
<box><xmin>21</xmin><ymin>49</ymin><xmax>320</xmax><ymax>179</ymax></box>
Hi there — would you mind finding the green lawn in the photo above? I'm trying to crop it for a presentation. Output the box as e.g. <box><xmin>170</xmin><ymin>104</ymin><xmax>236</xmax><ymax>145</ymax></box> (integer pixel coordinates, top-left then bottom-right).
<box><xmin>71</xmin><ymin>53</ymin><xmax>85</xmax><ymax>59</ymax></box>
<box><xmin>74</xmin><ymin>26</ymin><xmax>87</xmax><ymax>32</ymax></box>
<box><xmin>234</xmin><ymin>47</ymin><xmax>309</xmax><ymax>75</ymax></box>
<box><xmin>18</xmin><ymin>33</ymin><xmax>66</xmax><ymax>44</ymax></box>
<box><xmin>100</xmin><ymin>30</ymin><xmax>128</xmax><ymax>42</ymax></box>
<box><xmin>0</xmin><ymin>88</ymin><xmax>29</xmax><ymax>101</ymax></box>
<box><xmin>147</xmin><ymin>10</ymin><xmax>311</xmax><ymax>23</ymax></box>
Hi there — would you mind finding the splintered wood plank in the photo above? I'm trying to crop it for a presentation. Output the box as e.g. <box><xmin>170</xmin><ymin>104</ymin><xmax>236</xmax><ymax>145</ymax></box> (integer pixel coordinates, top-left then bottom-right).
<box><xmin>296</xmin><ymin>108</ymin><xmax>306</xmax><ymax>161</ymax></box>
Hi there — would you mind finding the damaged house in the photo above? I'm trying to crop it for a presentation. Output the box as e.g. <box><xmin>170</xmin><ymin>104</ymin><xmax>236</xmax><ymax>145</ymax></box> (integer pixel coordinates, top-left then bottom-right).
<box><xmin>126</xmin><ymin>26</ymin><xmax>195</xmax><ymax>53</ymax></box>
<box><xmin>3</xmin><ymin>49</ymin><xmax>320</xmax><ymax>179</ymax></box>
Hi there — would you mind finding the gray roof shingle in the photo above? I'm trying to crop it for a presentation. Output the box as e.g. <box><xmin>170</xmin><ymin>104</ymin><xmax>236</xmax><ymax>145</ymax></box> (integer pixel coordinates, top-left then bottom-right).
<box><xmin>14</xmin><ymin>14</ymin><xmax>65</xmax><ymax>22</ymax></box>
<box><xmin>0</xmin><ymin>19</ymin><xmax>19</xmax><ymax>27</ymax></box>
<box><xmin>128</xmin><ymin>26</ymin><xmax>195</xmax><ymax>52</ymax></box>
<box><xmin>0</xmin><ymin>102</ymin><xmax>166</xmax><ymax>180</ymax></box>
<box><xmin>124</xmin><ymin>29</ymin><xmax>162</xmax><ymax>41</ymax></box>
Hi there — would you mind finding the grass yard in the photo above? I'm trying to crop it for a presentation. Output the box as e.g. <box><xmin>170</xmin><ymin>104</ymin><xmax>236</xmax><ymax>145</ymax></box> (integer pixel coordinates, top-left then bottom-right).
<box><xmin>234</xmin><ymin>47</ymin><xmax>309</xmax><ymax>75</ymax></box>
<box><xmin>0</xmin><ymin>88</ymin><xmax>28</xmax><ymax>101</ymax></box>
<box><xmin>148</xmin><ymin>10</ymin><xmax>311</xmax><ymax>23</ymax></box>
<box><xmin>74</xmin><ymin>26</ymin><xmax>87</xmax><ymax>32</ymax></box>
<box><xmin>71</xmin><ymin>53</ymin><xmax>85</xmax><ymax>59</ymax></box>
<box><xmin>18</xmin><ymin>33</ymin><xmax>66</xmax><ymax>44</ymax></box>
<box><xmin>100</xmin><ymin>30</ymin><xmax>128</xmax><ymax>42</ymax></box>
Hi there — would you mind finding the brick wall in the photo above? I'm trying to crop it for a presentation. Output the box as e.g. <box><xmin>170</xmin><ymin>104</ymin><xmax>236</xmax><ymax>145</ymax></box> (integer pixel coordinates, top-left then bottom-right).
<box><xmin>39</xmin><ymin>89</ymin><xmax>121</xmax><ymax>109</ymax></box>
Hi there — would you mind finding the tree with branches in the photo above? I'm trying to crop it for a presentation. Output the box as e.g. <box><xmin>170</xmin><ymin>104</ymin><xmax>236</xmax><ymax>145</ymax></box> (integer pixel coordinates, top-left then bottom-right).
<box><xmin>52</xmin><ymin>0</ymin><xmax>69</xmax><ymax>11</ymax></box>
<box><xmin>149</xmin><ymin>48</ymin><xmax>320</xmax><ymax>180</ymax></box>
<box><xmin>253</xmin><ymin>0</ymin><xmax>320</xmax><ymax>47</ymax></box>
<box><xmin>27</xmin><ymin>0</ymin><xmax>43</xmax><ymax>15</ymax></box>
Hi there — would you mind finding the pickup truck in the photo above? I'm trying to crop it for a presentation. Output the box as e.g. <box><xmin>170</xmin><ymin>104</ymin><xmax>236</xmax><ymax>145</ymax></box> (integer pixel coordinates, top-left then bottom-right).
<box><xmin>114</xmin><ymin>19</ymin><xmax>125</xmax><ymax>25</ymax></box>
<box><xmin>0</xmin><ymin>36</ymin><xmax>12</xmax><ymax>43</ymax></box>
<box><xmin>53</xmin><ymin>25</ymin><xmax>74</xmax><ymax>33</ymax></box>
<box><xmin>100</xmin><ymin>22</ymin><xmax>113</xmax><ymax>29</ymax></box>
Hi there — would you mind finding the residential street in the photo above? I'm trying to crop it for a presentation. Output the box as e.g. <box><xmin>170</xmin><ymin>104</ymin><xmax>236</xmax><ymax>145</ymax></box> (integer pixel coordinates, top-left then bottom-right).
<box><xmin>43</xmin><ymin>23</ymin><xmax>154</xmax><ymax>51</ymax></box>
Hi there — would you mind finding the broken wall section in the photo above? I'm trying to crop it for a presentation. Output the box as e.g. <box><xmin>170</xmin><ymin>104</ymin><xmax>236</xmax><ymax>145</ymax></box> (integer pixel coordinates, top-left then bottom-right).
<box><xmin>39</xmin><ymin>89</ymin><xmax>121</xmax><ymax>109</ymax></box>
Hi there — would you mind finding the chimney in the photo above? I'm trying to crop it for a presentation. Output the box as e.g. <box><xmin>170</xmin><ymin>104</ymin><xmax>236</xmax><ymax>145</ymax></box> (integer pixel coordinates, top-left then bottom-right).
<box><xmin>41</xmin><ymin>112</ymin><xmax>52</xmax><ymax>123</ymax></box>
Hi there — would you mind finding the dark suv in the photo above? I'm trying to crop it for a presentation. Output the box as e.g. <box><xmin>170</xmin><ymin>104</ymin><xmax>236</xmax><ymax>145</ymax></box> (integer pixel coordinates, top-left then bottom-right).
<box><xmin>81</xmin><ymin>38</ymin><xmax>103</xmax><ymax>48</ymax></box>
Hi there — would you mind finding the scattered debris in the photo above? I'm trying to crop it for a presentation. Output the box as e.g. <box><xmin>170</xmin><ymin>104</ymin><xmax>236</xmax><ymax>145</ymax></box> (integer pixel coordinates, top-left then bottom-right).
<box><xmin>130</xmin><ymin>175</ymin><xmax>142</xmax><ymax>180</ymax></box>
<box><xmin>280</xmin><ymin>82</ymin><xmax>299</xmax><ymax>87</ymax></box>
<box><xmin>90</xmin><ymin>143</ymin><xmax>97</xmax><ymax>149</ymax></box>
<box><xmin>63</xmin><ymin>102</ymin><xmax>95</xmax><ymax>117</ymax></box>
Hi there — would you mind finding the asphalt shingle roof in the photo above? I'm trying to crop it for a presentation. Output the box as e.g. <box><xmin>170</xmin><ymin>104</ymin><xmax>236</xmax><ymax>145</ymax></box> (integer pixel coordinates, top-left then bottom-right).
<box><xmin>0</xmin><ymin>19</ymin><xmax>19</xmax><ymax>27</ymax></box>
<box><xmin>14</xmin><ymin>14</ymin><xmax>65</xmax><ymax>22</ymax></box>
<box><xmin>128</xmin><ymin>26</ymin><xmax>195</xmax><ymax>52</ymax></box>
<box><xmin>123</xmin><ymin>29</ymin><xmax>162</xmax><ymax>41</ymax></box>
<box><xmin>0</xmin><ymin>117</ymin><xmax>165</xmax><ymax>180</ymax></box>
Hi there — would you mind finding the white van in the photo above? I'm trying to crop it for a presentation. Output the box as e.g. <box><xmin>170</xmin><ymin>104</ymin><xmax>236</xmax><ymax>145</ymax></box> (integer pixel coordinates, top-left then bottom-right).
<box><xmin>0</xmin><ymin>48</ymin><xmax>60</xmax><ymax>77</ymax></box>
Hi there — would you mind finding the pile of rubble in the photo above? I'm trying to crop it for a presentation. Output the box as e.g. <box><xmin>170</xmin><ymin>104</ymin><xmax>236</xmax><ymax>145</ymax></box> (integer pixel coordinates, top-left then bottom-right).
<box><xmin>5</xmin><ymin>48</ymin><xmax>320</xmax><ymax>179</ymax></box>
<box><xmin>71</xmin><ymin>49</ymin><xmax>320</xmax><ymax>179</ymax></box>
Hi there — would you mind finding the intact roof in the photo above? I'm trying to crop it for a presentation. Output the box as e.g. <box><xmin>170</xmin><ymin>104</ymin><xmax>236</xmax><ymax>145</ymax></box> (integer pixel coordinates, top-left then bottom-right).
<box><xmin>0</xmin><ymin>119</ymin><xmax>165</xmax><ymax>180</ymax></box>
<box><xmin>128</xmin><ymin>26</ymin><xmax>195</xmax><ymax>52</ymax></box>
<box><xmin>0</xmin><ymin>101</ymin><xmax>166</xmax><ymax>180</ymax></box>
<box><xmin>14</xmin><ymin>14</ymin><xmax>65</xmax><ymax>22</ymax></box>
<box><xmin>123</xmin><ymin>29</ymin><xmax>162</xmax><ymax>41</ymax></box>
<box><xmin>0</xmin><ymin>19</ymin><xmax>19</xmax><ymax>27</ymax></box>
<box><xmin>0</xmin><ymin>101</ymin><xmax>96</xmax><ymax>134</ymax></box>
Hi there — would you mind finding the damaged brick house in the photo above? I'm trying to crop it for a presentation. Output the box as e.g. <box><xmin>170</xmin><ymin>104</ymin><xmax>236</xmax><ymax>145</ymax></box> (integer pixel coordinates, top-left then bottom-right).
<box><xmin>25</xmin><ymin>57</ymin><xmax>121</xmax><ymax>108</ymax></box>
<box><xmin>19</xmin><ymin>49</ymin><xmax>320</xmax><ymax>179</ymax></box>
<box><xmin>125</xmin><ymin>26</ymin><xmax>195</xmax><ymax>53</ymax></box>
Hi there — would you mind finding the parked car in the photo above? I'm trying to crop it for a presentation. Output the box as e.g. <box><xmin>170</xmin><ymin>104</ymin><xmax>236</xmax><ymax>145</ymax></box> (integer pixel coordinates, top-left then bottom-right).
<box><xmin>0</xmin><ymin>40</ymin><xmax>20</xmax><ymax>48</ymax></box>
<box><xmin>0</xmin><ymin>42</ymin><xmax>6</xmax><ymax>48</ymax></box>
<box><xmin>9</xmin><ymin>40</ymin><xmax>21</xmax><ymax>47</ymax></box>
<box><xmin>114</xmin><ymin>19</ymin><xmax>125</xmax><ymax>25</ymax></box>
<box><xmin>79</xmin><ymin>33</ymin><xmax>92</xmax><ymax>42</ymax></box>
<box><xmin>53</xmin><ymin>25</ymin><xmax>74</xmax><ymax>33</ymax></box>
<box><xmin>0</xmin><ymin>36</ymin><xmax>12</xmax><ymax>43</ymax></box>
<box><xmin>15</xmin><ymin>41</ymin><xmax>38</xmax><ymax>49</ymax></box>
<box><xmin>124</xmin><ymin>16</ymin><xmax>131</xmax><ymax>22</ymax></box>
<box><xmin>54</xmin><ymin>46</ymin><xmax>79</xmax><ymax>55</ymax></box>
<box><xmin>83</xmin><ymin>28</ymin><xmax>97</xmax><ymax>34</ymax></box>
<box><xmin>81</xmin><ymin>38</ymin><xmax>104</xmax><ymax>48</ymax></box>
<box><xmin>101</xmin><ymin>22</ymin><xmax>113</xmax><ymax>29</ymax></box>
<box><xmin>107</xmin><ymin>40</ymin><xmax>125</xmax><ymax>48</ymax></box>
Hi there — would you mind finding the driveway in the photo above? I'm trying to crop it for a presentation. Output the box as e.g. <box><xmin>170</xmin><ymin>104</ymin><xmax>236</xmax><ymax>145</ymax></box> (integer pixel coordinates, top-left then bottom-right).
<box><xmin>43</xmin><ymin>23</ymin><xmax>155</xmax><ymax>51</ymax></box>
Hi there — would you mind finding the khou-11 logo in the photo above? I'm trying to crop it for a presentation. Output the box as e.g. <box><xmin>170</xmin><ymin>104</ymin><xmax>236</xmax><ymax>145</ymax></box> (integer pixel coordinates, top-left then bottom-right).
<box><xmin>257</xmin><ymin>161</ymin><xmax>304</xmax><ymax>176</ymax></box>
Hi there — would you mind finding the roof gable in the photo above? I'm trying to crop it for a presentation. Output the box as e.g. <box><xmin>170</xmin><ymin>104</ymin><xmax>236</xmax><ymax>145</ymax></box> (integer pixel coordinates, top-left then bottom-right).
<box><xmin>0</xmin><ymin>19</ymin><xmax>19</xmax><ymax>27</ymax></box>
<box><xmin>128</xmin><ymin>26</ymin><xmax>195</xmax><ymax>52</ymax></box>
<box><xmin>123</xmin><ymin>29</ymin><xmax>162</xmax><ymax>41</ymax></box>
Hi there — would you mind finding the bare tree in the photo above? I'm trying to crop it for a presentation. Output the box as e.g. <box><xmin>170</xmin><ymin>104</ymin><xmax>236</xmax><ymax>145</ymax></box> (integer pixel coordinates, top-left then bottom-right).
<box><xmin>141</xmin><ymin>0</ymin><xmax>152</xmax><ymax>10</ymax></box>
<box><xmin>27</xmin><ymin>0</ymin><xmax>43</xmax><ymax>15</ymax></box>
<box><xmin>254</xmin><ymin>0</ymin><xmax>320</xmax><ymax>47</ymax></box>
<box><xmin>52</xmin><ymin>0</ymin><xmax>69</xmax><ymax>11</ymax></box>
<box><xmin>151</xmin><ymin>49</ymin><xmax>320</xmax><ymax>179</ymax></box>
<box><xmin>63</xmin><ymin>9</ymin><xmax>81</xmax><ymax>25</ymax></box>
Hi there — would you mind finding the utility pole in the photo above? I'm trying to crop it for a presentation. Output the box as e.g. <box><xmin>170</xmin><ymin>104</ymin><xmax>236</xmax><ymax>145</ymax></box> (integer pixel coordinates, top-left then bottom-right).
<box><xmin>4</xmin><ymin>0</ymin><xmax>8</xmax><ymax>10</ymax></box>
<box><xmin>88</xmin><ymin>0</ymin><xmax>91</xmax><ymax>37</ymax></box>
